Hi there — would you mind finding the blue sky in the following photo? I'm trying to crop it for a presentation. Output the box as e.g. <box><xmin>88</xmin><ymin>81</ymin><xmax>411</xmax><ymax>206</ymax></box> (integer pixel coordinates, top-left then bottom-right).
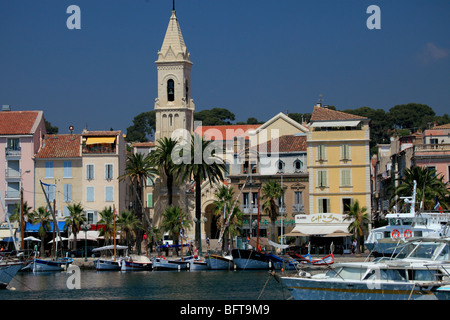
<box><xmin>1</xmin><ymin>0</ymin><xmax>449</xmax><ymax>135</ymax></box>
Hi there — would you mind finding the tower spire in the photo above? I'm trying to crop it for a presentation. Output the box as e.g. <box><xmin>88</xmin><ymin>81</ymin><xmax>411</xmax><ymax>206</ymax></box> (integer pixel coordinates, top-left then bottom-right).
<box><xmin>173</xmin><ymin>0</ymin><xmax>175</xmax><ymax>12</ymax></box>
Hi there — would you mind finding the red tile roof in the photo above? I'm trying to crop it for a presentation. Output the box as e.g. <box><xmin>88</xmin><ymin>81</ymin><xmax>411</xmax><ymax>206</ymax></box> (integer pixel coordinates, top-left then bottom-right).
<box><xmin>194</xmin><ymin>124</ymin><xmax>261</xmax><ymax>140</ymax></box>
<box><xmin>132</xmin><ymin>141</ymin><xmax>155</xmax><ymax>148</ymax></box>
<box><xmin>251</xmin><ymin>135</ymin><xmax>307</xmax><ymax>153</ymax></box>
<box><xmin>0</xmin><ymin>111</ymin><xmax>42</xmax><ymax>135</ymax></box>
<box><xmin>310</xmin><ymin>105</ymin><xmax>368</xmax><ymax>122</ymax></box>
<box><xmin>82</xmin><ymin>130</ymin><xmax>121</xmax><ymax>137</ymax></box>
<box><xmin>35</xmin><ymin>134</ymin><xmax>81</xmax><ymax>158</ymax></box>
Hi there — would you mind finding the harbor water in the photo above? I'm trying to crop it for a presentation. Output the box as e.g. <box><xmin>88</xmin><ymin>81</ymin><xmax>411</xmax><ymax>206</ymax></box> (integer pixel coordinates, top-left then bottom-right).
<box><xmin>0</xmin><ymin>269</ymin><xmax>291</xmax><ymax>300</ymax></box>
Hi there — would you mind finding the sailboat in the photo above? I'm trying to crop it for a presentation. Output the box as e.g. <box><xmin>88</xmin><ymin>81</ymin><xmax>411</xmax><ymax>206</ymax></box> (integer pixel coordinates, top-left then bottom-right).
<box><xmin>93</xmin><ymin>245</ymin><xmax>128</xmax><ymax>271</ymax></box>
<box><xmin>206</xmin><ymin>253</ymin><xmax>233</xmax><ymax>270</ymax></box>
<box><xmin>29</xmin><ymin>181</ymin><xmax>73</xmax><ymax>272</ymax></box>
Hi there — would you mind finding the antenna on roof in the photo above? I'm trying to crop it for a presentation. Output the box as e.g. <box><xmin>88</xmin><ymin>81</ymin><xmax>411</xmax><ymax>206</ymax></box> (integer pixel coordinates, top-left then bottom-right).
<box><xmin>318</xmin><ymin>94</ymin><xmax>323</xmax><ymax>106</ymax></box>
<box><xmin>173</xmin><ymin>0</ymin><xmax>175</xmax><ymax>12</ymax></box>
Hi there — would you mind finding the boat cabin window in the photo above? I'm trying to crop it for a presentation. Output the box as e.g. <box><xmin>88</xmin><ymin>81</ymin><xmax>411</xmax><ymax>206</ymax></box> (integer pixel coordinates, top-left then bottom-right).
<box><xmin>408</xmin><ymin>243</ymin><xmax>440</xmax><ymax>260</ymax></box>
<box><xmin>389</xmin><ymin>218</ymin><xmax>402</xmax><ymax>226</ymax></box>
<box><xmin>332</xmin><ymin>267</ymin><xmax>367</xmax><ymax>280</ymax></box>
<box><xmin>363</xmin><ymin>269</ymin><xmax>407</xmax><ymax>282</ymax></box>
<box><xmin>408</xmin><ymin>269</ymin><xmax>441</xmax><ymax>282</ymax></box>
<box><xmin>402</xmin><ymin>219</ymin><xmax>413</xmax><ymax>226</ymax></box>
<box><xmin>436</xmin><ymin>244</ymin><xmax>450</xmax><ymax>261</ymax></box>
<box><xmin>415</xmin><ymin>217</ymin><xmax>427</xmax><ymax>225</ymax></box>
<box><xmin>384</xmin><ymin>231</ymin><xmax>391</xmax><ymax>238</ymax></box>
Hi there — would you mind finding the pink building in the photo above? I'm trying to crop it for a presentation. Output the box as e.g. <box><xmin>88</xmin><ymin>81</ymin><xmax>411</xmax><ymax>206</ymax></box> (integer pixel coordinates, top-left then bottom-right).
<box><xmin>413</xmin><ymin>123</ymin><xmax>450</xmax><ymax>184</ymax></box>
<box><xmin>0</xmin><ymin>106</ymin><xmax>46</xmax><ymax>221</ymax></box>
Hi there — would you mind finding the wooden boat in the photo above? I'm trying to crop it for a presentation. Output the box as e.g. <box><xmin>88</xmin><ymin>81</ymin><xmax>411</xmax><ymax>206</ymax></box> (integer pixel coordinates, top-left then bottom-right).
<box><xmin>0</xmin><ymin>261</ymin><xmax>24</xmax><ymax>288</ymax></box>
<box><xmin>206</xmin><ymin>254</ymin><xmax>233</xmax><ymax>270</ymax></box>
<box><xmin>189</xmin><ymin>257</ymin><xmax>208</xmax><ymax>271</ymax></box>
<box><xmin>92</xmin><ymin>245</ymin><xmax>128</xmax><ymax>271</ymax></box>
<box><xmin>121</xmin><ymin>255</ymin><xmax>152</xmax><ymax>271</ymax></box>
<box><xmin>30</xmin><ymin>257</ymin><xmax>73</xmax><ymax>272</ymax></box>
<box><xmin>289</xmin><ymin>252</ymin><xmax>335</xmax><ymax>265</ymax></box>
<box><xmin>231</xmin><ymin>249</ymin><xmax>270</xmax><ymax>270</ymax></box>
<box><xmin>152</xmin><ymin>256</ymin><xmax>191</xmax><ymax>271</ymax></box>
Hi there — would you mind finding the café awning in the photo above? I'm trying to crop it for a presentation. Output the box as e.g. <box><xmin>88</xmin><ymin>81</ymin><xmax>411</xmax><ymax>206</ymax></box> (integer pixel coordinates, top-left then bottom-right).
<box><xmin>85</xmin><ymin>137</ymin><xmax>116</xmax><ymax>145</ymax></box>
<box><xmin>286</xmin><ymin>224</ymin><xmax>351</xmax><ymax>237</ymax></box>
<box><xmin>311</xmin><ymin>120</ymin><xmax>361</xmax><ymax>128</ymax></box>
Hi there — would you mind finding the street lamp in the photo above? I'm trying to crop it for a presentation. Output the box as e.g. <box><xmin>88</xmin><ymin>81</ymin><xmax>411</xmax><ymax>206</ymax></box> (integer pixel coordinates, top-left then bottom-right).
<box><xmin>82</xmin><ymin>222</ymin><xmax>91</xmax><ymax>261</ymax></box>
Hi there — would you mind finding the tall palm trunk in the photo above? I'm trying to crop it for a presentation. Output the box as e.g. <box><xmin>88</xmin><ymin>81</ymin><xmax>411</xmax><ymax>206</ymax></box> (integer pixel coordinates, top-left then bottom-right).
<box><xmin>195</xmin><ymin>176</ymin><xmax>202</xmax><ymax>253</ymax></box>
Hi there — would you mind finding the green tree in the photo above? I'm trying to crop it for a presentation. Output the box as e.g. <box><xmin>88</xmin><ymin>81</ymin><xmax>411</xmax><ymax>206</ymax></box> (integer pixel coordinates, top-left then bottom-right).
<box><xmin>125</xmin><ymin>111</ymin><xmax>156</xmax><ymax>142</ymax></box>
<box><xmin>177</xmin><ymin>134</ymin><xmax>226</xmax><ymax>255</ymax></box>
<box><xmin>213</xmin><ymin>185</ymin><xmax>242</xmax><ymax>251</ymax></box>
<box><xmin>119</xmin><ymin>152</ymin><xmax>157</xmax><ymax>254</ymax></box>
<box><xmin>390</xmin><ymin>166</ymin><xmax>450</xmax><ymax>211</ymax></box>
<box><xmin>45</xmin><ymin>120</ymin><xmax>59</xmax><ymax>134</ymax></box>
<box><xmin>344</xmin><ymin>200</ymin><xmax>369</xmax><ymax>254</ymax></box>
<box><xmin>10</xmin><ymin>201</ymin><xmax>33</xmax><ymax>241</ymax></box>
<box><xmin>117</xmin><ymin>210</ymin><xmax>142</xmax><ymax>252</ymax></box>
<box><xmin>160</xmin><ymin>206</ymin><xmax>192</xmax><ymax>247</ymax></box>
<box><xmin>261</xmin><ymin>180</ymin><xmax>283</xmax><ymax>243</ymax></box>
<box><xmin>194</xmin><ymin>108</ymin><xmax>235</xmax><ymax>126</ymax></box>
<box><xmin>30</xmin><ymin>206</ymin><xmax>52</xmax><ymax>256</ymax></box>
<box><xmin>149</xmin><ymin>137</ymin><xmax>179</xmax><ymax>206</ymax></box>
<box><xmin>97</xmin><ymin>206</ymin><xmax>116</xmax><ymax>246</ymax></box>
<box><xmin>64</xmin><ymin>203</ymin><xmax>86</xmax><ymax>251</ymax></box>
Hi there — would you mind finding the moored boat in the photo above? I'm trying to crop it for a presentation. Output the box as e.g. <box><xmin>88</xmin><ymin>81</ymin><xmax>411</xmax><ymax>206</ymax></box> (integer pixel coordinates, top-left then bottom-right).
<box><xmin>0</xmin><ymin>261</ymin><xmax>24</xmax><ymax>288</ymax></box>
<box><xmin>189</xmin><ymin>258</ymin><xmax>208</xmax><ymax>271</ymax></box>
<box><xmin>121</xmin><ymin>255</ymin><xmax>152</xmax><ymax>271</ymax></box>
<box><xmin>152</xmin><ymin>256</ymin><xmax>191</xmax><ymax>271</ymax></box>
<box><xmin>280</xmin><ymin>237</ymin><xmax>450</xmax><ymax>300</ymax></box>
<box><xmin>231</xmin><ymin>249</ymin><xmax>270</xmax><ymax>270</ymax></box>
<box><xmin>92</xmin><ymin>245</ymin><xmax>128</xmax><ymax>271</ymax></box>
<box><xmin>206</xmin><ymin>254</ymin><xmax>233</xmax><ymax>270</ymax></box>
<box><xmin>29</xmin><ymin>257</ymin><xmax>73</xmax><ymax>272</ymax></box>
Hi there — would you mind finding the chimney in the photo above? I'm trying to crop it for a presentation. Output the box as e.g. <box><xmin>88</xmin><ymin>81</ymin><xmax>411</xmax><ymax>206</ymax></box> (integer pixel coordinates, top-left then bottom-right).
<box><xmin>2</xmin><ymin>105</ymin><xmax>11</xmax><ymax>111</ymax></box>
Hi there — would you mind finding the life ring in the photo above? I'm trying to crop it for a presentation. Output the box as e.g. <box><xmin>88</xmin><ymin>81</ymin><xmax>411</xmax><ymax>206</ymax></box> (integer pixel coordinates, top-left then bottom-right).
<box><xmin>159</xmin><ymin>255</ymin><xmax>166</xmax><ymax>260</ymax></box>
<box><xmin>391</xmin><ymin>229</ymin><xmax>400</xmax><ymax>239</ymax></box>
<box><xmin>404</xmin><ymin>229</ymin><xmax>412</xmax><ymax>238</ymax></box>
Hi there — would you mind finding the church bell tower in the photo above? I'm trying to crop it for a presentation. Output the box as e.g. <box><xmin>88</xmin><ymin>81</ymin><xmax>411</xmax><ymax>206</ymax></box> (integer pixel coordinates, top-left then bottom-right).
<box><xmin>154</xmin><ymin>9</ymin><xmax>195</xmax><ymax>141</ymax></box>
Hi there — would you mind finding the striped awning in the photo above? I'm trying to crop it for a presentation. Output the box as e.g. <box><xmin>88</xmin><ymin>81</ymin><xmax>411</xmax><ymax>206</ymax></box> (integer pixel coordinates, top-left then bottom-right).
<box><xmin>311</xmin><ymin>121</ymin><xmax>361</xmax><ymax>128</ymax></box>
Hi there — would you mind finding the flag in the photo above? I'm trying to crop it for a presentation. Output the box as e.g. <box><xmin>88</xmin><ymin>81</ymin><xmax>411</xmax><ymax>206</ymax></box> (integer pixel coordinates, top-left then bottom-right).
<box><xmin>434</xmin><ymin>197</ymin><xmax>443</xmax><ymax>213</ymax></box>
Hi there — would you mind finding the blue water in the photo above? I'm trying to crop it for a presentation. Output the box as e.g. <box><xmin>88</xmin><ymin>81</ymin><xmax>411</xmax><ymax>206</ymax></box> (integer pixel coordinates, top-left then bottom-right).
<box><xmin>1</xmin><ymin>270</ymin><xmax>291</xmax><ymax>300</ymax></box>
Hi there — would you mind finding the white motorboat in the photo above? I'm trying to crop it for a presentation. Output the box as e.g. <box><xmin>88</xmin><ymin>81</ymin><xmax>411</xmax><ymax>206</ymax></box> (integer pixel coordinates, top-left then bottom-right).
<box><xmin>281</xmin><ymin>237</ymin><xmax>450</xmax><ymax>300</ymax></box>
<box><xmin>206</xmin><ymin>254</ymin><xmax>234</xmax><ymax>270</ymax></box>
<box><xmin>366</xmin><ymin>181</ymin><xmax>449</xmax><ymax>256</ymax></box>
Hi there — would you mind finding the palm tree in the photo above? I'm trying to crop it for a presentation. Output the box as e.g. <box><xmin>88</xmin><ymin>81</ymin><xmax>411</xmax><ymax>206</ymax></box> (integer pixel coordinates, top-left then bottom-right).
<box><xmin>64</xmin><ymin>203</ymin><xmax>86</xmax><ymax>251</ymax></box>
<box><xmin>213</xmin><ymin>185</ymin><xmax>242</xmax><ymax>251</ymax></box>
<box><xmin>344</xmin><ymin>200</ymin><xmax>369</xmax><ymax>254</ymax></box>
<box><xmin>97</xmin><ymin>206</ymin><xmax>115</xmax><ymax>246</ymax></box>
<box><xmin>391</xmin><ymin>166</ymin><xmax>449</xmax><ymax>211</ymax></box>
<box><xmin>30</xmin><ymin>206</ymin><xmax>52</xmax><ymax>256</ymax></box>
<box><xmin>119</xmin><ymin>152</ymin><xmax>157</xmax><ymax>254</ymax></box>
<box><xmin>177</xmin><ymin>133</ymin><xmax>226</xmax><ymax>255</ymax></box>
<box><xmin>10</xmin><ymin>201</ymin><xmax>33</xmax><ymax>243</ymax></box>
<box><xmin>148</xmin><ymin>137</ymin><xmax>179</xmax><ymax>206</ymax></box>
<box><xmin>160</xmin><ymin>206</ymin><xmax>192</xmax><ymax>248</ymax></box>
<box><xmin>261</xmin><ymin>180</ymin><xmax>283</xmax><ymax>243</ymax></box>
<box><xmin>117</xmin><ymin>210</ymin><xmax>142</xmax><ymax>252</ymax></box>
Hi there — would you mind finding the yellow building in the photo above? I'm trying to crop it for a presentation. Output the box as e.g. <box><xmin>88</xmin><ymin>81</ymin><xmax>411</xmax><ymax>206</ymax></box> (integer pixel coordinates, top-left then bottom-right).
<box><xmin>307</xmin><ymin>104</ymin><xmax>371</xmax><ymax>223</ymax></box>
<box><xmin>34</xmin><ymin>134</ymin><xmax>83</xmax><ymax>219</ymax></box>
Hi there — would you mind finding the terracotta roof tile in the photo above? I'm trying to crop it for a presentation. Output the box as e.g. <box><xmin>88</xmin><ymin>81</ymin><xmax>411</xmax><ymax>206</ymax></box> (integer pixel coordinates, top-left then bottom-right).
<box><xmin>194</xmin><ymin>124</ymin><xmax>261</xmax><ymax>140</ymax></box>
<box><xmin>252</xmin><ymin>135</ymin><xmax>307</xmax><ymax>153</ymax></box>
<box><xmin>310</xmin><ymin>105</ymin><xmax>368</xmax><ymax>122</ymax></box>
<box><xmin>35</xmin><ymin>134</ymin><xmax>81</xmax><ymax>158</ymax></box>
<box><xmin>82</xmin><ymin>130</ymin><xmax>121</xmax><ymax>137</ymax></box>
<box><xmin>0</xmin><ymin>111</ymin><xmax>42</xmax><ymax>135</ymax></box>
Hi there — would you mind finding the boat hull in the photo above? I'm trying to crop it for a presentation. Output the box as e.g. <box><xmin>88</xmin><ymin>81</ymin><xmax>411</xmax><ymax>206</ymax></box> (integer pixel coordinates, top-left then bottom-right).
<box><xmin>0</xmin><ymin>262</ymin><xmax>23</xmax><ymax>288</ymax></box>
<box><xmin>189</xmin><ymin>260</ymin><xmax>208</xmax><ymax>271</ymax></box>
<box><xmin>152</xmin><ymin>257</ymin><xmax>190</xmax><ymax>271</ymax></box>
<box><xmin>206</xmin><ymin>254</ymin><xmax>233</xmax><ymax>270</ymax></box>
<box><xmin>121</xmin><ymin>260</ymin><xmax>152</xmax><ymax>271</ymax></box>
<box><xmin>94</xmin><ymin>259</ymin><xmax>122</xmax><ymax>271</ymax></box>
<box><xmin>31</xmin><ymin>258</ymin><xmax>72</xmax><ymax>272</ymax></box>
<box><xmin>231</xmin><ymin>249</ymin><xmax>270</xmax><ymax>270</ymax></box>
<box><xmin>282</xmin><ymin>277</ymin><xmax>443</xmax><ymax>300</ymax></box>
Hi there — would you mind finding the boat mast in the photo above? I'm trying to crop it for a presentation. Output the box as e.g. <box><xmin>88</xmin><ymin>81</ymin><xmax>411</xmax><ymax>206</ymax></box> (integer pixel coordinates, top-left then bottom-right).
<box><xmin>256</xmin><ymin>187</ymin><xmax>260</xmax><ymax>252</ymax></box>
<box><xmin>113</xmin><ymin>204</ymin><xmax>116</xmax><ymax>262</ymax></box>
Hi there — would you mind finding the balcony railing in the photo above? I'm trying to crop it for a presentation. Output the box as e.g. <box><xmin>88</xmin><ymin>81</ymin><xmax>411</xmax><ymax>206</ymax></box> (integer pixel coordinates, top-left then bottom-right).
<box><xmin>5</xmin><ymin>169</ymin><xmax>21</xmax><ymax>178</ymax></box>
<box><xmin>415</xmin><ymin>143</ymin><xmax>450</xmax><ymax>152</ymax></box>
<box><xmin>82</xmin><ymin>145</ymin><xmax>116</xmax><ymax>154</ymax></box>
<box><xmin>5</xmin><ymin>147</ymin><xmax>21</xmax><ymax>156</ymax></box>
<box><xmin>240</xmin><ymin>205</ymin><xmax>258</xmax><ymax>214</ymax></box>
<box><xmin>5</xmin><ymin>190</ymin><xmax>20</xmax><ymax>199</ymax></box>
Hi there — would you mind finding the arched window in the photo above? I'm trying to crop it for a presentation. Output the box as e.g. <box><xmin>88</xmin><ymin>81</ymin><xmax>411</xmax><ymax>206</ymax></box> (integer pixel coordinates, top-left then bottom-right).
<box><xmin>294</xmin><ymin>159</ymin><xmax>303</xmax><ymax>172</ymax></box>
<box><xmin>277</xmin><ymin>160</ymin><xmax>285</xmax><ymax>173</ymax></box>
<box><xmin>167</xmin><ymin>79</ymin><xmax>175</xmax><ymax>101</ymax></box>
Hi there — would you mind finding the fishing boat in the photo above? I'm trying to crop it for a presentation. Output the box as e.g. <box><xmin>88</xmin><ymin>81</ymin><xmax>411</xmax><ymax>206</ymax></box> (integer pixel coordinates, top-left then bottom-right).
<box><xmin>121</xmin><ymin>255</ymin><xmax>152</xmax><ymax>271</ymax></box>
<box><xmin>231</xmin><ymin>248</ymin><xmax>271</xmax><ymax>270</ymax></box>
<box><xmin>288</xmin><ymin>252</ymin><xmax>335</xmax><ymax>266</ymax></box>
<box><xmin>92</xmin><ymin>245</ymin><xmax>128</xmax><ymax>271</ymax></box>
<box><xmin>152</xmin><ymin>255</ymin><xmax>191</xmax><ymax>271</ymax></box>
<box><xmin>189</xmin><ymin>257</ymin><xmax>208</xmax><ymax>271</ymax></box>
<box><xmin>280</xmin><ymin>237</ymin><xmax>450</xmax><ymax>300</ymax></box>
<box><xmin>206</xmin><ymin>254</ymin><xmax>234</xmax><ymax>270</ymax></box>
<box><xmin>29</xmin><ymin>257</ymin><xmax>73</xmax><ymax>272</ymax></box>
<box><xmin>365</xmin><ymin>181</ymin><xmax>450</xmax><ymax>256</ymax></box>
<box><xmin>0</xmin><ymin>261</ymin><xmax>23</xmax><ymax>288</ymax></box>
